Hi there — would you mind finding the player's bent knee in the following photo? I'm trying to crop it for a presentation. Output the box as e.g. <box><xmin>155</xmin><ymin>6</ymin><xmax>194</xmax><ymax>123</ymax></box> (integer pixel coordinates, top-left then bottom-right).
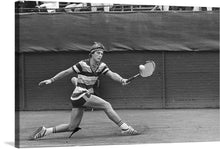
<box><xmin>104</xmin><ymin>101</ymin><xmax>112</xmax><ymax>110</ymax></box>
<box><xmin>68</xmin><ymin>124</ymin><xmax>77</xmax><ymax>131</ymax></box>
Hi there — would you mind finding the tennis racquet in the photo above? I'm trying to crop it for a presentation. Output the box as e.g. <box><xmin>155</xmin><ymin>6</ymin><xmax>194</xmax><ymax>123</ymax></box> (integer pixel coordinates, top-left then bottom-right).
<box><xmin>126</xmin><ymin>60</ymin><xmax>156</xmax><ymax>83</ymax></box>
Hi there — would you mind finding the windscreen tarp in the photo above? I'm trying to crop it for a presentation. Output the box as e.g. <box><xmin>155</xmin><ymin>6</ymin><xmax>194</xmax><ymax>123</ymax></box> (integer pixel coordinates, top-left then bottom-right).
<box><xmin>16</xmin><ymin>12</ymin><xmax>219</xmax><ymax>53</ymax></box>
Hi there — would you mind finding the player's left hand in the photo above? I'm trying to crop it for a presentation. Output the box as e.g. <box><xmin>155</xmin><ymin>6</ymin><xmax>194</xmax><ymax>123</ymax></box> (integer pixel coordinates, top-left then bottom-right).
<box><xmin>121</xmin><ymin>78</ymin><xmax>129</xmax><ymax>86</ymax></box>
<box><xmin>39</xmin><ymin>79</ymin><xmax>53</xmax><ymax>86</ymax></box>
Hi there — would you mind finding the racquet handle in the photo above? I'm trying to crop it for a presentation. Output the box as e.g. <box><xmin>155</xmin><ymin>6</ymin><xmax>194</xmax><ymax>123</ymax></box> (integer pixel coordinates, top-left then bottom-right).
<box><xmin>126</xmin><ymin>73</ymin><xmax>140</xmax><ymax>83</ymax></box>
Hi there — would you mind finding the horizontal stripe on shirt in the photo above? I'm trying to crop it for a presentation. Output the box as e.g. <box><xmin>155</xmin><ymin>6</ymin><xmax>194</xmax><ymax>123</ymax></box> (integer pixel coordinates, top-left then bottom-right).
<box><xmin>78</xmin><ymin>74</ymin><xmax>98</xmax><ymax>85</ymax></box>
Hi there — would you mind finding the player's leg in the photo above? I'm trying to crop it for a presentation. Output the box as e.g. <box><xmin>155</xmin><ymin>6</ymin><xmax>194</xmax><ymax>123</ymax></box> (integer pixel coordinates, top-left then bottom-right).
<box><xmin>83</xmin><ymin>95</ymin><xmax>121</xmax><ymax>124</ymax></box>
<box><xmin>83</xmin><ymin>94</ymin><xmax>138</xmax><ymax>135</ymax></box>
<box><xmin>68</xmin><ymin>108</ymin><xmax>84</xmax><ymax>130</ymax></box>
<box><xmin>44</xmin><ymin>108</ymin><xmax>84</xmax><ymax>133</ymax></box>
<box><xmin>67</xmin><ymin>108</ymin><xmax>84</xmax><ymax>138</ymax></box>
<box><xmin>29</xmin><ymin>108</ymin><xmax>83</xmax><ymax>140</ymax></box>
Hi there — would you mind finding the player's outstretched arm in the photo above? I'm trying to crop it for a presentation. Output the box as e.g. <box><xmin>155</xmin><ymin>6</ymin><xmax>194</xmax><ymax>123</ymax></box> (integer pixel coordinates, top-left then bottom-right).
<box><xmin>39</xmin><ymin>67</ymin><xmax>74</xmax><ymax>86</ymax></box>
<box><xmin>105</xmin><ymin>70</ymin><xmax>128</xmax><ymax>86</ymax></box>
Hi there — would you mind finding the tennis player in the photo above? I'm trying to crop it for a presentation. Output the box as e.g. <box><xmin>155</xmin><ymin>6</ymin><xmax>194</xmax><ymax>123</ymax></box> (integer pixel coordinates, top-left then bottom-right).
<box><xmin>29</xmin><ymin>42</ymin><xmax>138</xmax><ymax>140</ymax></box>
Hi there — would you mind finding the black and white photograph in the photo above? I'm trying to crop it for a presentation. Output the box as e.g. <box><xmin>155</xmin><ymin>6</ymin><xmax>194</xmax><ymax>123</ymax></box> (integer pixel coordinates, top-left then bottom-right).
<box><xmin>13</xmin><ymin>0</ymin><xmax>219</xmax><ymax>148</ymax></box>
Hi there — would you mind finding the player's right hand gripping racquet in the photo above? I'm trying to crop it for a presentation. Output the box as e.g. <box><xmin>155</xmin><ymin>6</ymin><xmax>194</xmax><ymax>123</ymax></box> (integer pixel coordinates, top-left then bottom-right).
<box><xmin>126</xmin><ymin>60</ymin><xmax>156</xmax><ymax>83</ymax></box>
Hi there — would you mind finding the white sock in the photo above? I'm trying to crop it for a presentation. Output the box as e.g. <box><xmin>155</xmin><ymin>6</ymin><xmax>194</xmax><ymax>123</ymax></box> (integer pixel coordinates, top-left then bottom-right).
<box><xmin>120</xmin><ymin>123</ymin><xmax>129</xmax><ymax>130</ymax></box>
<box><xmin>45</xmin><ymin>127</ymin><xmax>53</xmax><ymax>136</ymax></box>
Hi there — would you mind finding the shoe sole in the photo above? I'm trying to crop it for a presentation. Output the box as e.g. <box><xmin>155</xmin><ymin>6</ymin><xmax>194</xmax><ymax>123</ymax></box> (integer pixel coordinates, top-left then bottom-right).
<box><xmin>121</xmin><ymin>130</ymin><xmax>141</xmax><ymax>136</ymax></box>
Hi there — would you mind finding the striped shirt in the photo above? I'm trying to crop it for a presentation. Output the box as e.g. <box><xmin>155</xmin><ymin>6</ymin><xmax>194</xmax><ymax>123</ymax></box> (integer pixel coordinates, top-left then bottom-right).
<box><xmin>71</xmin><ymin>59</ymin><xmax>109</xmax><ymax>100</ymax></box>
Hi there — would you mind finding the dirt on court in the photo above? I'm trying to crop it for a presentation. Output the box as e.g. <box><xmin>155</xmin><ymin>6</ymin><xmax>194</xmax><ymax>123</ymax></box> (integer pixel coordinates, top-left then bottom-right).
<box><xmin>16</xmin><ymin>109</ymin><xmax>220</xmax><ymax>148</ymax></box>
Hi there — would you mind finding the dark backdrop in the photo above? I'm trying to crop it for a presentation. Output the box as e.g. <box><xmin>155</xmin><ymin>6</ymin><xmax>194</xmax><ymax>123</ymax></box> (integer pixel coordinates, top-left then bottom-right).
<box><xmin>15</xmin><ymin>12</ymin><xmax>219</xmax><ymax>110</ymax></box>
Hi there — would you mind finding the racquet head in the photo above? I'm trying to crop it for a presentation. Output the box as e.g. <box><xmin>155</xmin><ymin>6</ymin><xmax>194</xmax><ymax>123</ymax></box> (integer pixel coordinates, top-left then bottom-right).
<box><xmin>139</xmin><ymin>60</ymin><xmax>156</xmax><ymax>77</ymax></box>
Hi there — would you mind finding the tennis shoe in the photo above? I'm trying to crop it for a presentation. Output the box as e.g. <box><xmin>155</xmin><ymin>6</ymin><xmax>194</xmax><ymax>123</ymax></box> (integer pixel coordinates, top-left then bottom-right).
<box><xmin>29</xmin><ymin>126</ymin><xmax>46</xmax><ymax>140</ymax></box>
<box><xmin>121</xmin><ymin>126</ymin><xmax>139</xmax><ymax>135</ymax></box>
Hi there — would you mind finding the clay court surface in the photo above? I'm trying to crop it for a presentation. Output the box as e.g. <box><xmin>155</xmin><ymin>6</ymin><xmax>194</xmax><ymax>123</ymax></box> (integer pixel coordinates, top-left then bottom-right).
<box><xmin>17</xmin><ymin>109</ymin><xmax>220</xmax><ymax>148</ymax></box>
